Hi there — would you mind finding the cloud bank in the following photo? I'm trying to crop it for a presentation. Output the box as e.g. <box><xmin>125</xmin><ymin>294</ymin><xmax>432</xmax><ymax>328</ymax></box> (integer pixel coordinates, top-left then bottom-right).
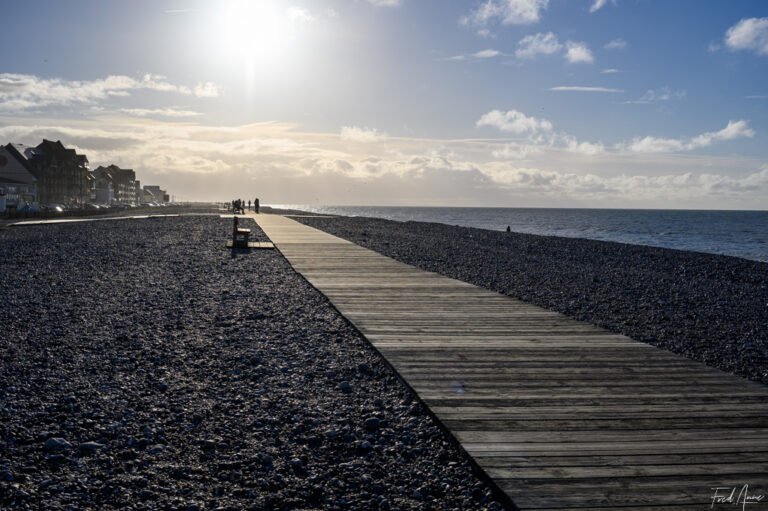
<box><xmin>1</xmin><ymin>117</ymin><xmax>763</xmax><ymax>208</ymax></box>
<box><xmin>0</xmin><ymin>73</ymin><xmax>220</xmax><ymax>111</ymax></box>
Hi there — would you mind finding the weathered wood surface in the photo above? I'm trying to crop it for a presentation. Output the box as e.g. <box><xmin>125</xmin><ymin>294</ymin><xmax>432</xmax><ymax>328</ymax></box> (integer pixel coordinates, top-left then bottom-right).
<box><xmin>253</xmin><ymin>213</ymin><xmax>768</xmax><ymax>510</ymax></box>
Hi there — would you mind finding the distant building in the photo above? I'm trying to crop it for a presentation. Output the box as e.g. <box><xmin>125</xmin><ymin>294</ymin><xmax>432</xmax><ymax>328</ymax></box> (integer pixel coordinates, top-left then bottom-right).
<box><xmin>92</xmin><ymin>164</ymin><xmax>136</xmax><ymax>204</ymax></box>
<box><xmin>78</xmin><ymin>154</ymin><xmax>93</xmax><ymax>201</ymax></box>
<box><xmin>0</xmin><ymin>144</ymin><xmax>38</xmax><ymax>212</ymax></box>
<box><xmin>18</xmin><ymin>139</ymin><xmax>90</xmax><ymax>206</ymax></box>
<box><xmin>142</xmin><ymin>185</ymin><xmax>168</xmax><ymax>204</ymax></box>
<box><xmin>93</xmin><ymin>168</ymin><xmax>114</xmax><ymax>204</ymax></box>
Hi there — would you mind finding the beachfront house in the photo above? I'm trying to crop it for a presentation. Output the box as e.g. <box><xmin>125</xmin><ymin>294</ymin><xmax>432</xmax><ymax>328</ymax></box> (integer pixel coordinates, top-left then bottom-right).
<box><xmin>0</xmin><ymin>144</ymin><xmax>38</xmax><ymax>212</ymax></box>
<box><xmin>92</xmin><ymin>164</ymin><xmax>137</xmax><ymax>204</ymax></box>
<box><xmin>19</xmin><ymin>139</ymin><xmax>90</xmax><ymax>207</ymax></box>
<box><xmin>93</xmin><ymin>167</ymin><xmax>114</xmax><ymax>204</ymax></box>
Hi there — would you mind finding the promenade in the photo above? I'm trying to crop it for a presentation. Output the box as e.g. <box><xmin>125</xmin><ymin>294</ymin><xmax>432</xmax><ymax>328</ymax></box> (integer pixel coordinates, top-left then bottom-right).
<box><xmin>254</xmin><ymin>213</ymin><xmax>768</xmax><ymax>510</ymax></box>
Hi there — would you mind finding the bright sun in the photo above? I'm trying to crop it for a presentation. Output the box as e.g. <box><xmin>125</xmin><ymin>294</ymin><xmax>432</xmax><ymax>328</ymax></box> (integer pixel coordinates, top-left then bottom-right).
<box><xmin>214</xmin><ymin>0</ymin><xmax>308</xmax><ymax>72</ymax></box>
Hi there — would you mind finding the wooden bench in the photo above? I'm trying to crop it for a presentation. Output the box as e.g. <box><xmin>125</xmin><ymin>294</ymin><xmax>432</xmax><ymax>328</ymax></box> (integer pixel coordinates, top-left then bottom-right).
<box><xmin>233</xmin><ymin>227</ymin><xmax>251</xmax><ymax>248</ymax></box>
<box><xmin>226</xmin><ymin>216</ymin><xmax>275</xmax><ymax>249</ymax></box>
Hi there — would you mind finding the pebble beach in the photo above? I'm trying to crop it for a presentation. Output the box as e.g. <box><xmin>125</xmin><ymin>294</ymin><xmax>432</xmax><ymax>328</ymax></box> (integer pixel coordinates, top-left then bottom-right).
<box><xmin>0</xmin><ymin>216</ymin><xmax>504</xmax><ymax>510</ymax></box>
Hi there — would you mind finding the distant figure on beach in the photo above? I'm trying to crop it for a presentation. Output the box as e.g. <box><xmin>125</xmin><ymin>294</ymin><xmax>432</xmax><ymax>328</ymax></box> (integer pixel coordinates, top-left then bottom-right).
<box><xmin>506</xmin><ymin>226</ymin><xmax>511</xmax><ymax>232</ymax></box>
<box><xmin>254</xmin><ymin>198</ymin><xmax>260</xmax><ymax>214</ymax></box>
<box><xmin>248</xmin><ymin>200</ymin><xmax>251</xmax><ymax>212</ymax></box>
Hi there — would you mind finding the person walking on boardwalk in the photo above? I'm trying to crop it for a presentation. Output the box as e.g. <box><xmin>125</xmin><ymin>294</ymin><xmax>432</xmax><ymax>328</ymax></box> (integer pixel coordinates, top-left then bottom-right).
<box><xmin>254</xmin><ymin>198</ymin><xmax>260</xmax><ymax>214</ymax></box>
<box><xmin>248</xmin><ymin>199</ymin><xmax>251</xmax><ymax>212</ymax></box>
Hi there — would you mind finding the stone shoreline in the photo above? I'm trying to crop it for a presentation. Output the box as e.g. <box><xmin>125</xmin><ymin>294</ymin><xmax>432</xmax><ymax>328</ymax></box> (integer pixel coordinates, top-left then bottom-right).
<box><xmin>0</xmin><ymin>216</ymin><xmax>505</xmax><ymax>510</ymax></box>
<box><xmin>292</xmin><ymin>213</ymin><xmax>768</xmax><ymax>386</ymax></box>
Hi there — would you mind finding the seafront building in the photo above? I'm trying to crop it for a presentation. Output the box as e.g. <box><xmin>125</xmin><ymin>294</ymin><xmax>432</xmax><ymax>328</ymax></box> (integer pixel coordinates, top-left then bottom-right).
<box><xmin>0</xmin><ymin>144</ymin><xmax>38</xmax><ymax>212</ymax></box>
<box><xmin>142</xmin><ymin>185</ymin><xmax>169</xmax><ymax>204</ymax></box>
<box><xmin>92</xmin><ymin>165</ymin><xmax>137</xmax><ymax>204</ymax></box>
<box><xmin>0</xmin><ymin>138</ymin><xmax>172</xmax><ymax>212</ymax></box>
<box><xmin>19</xmin><ymin>139</ymin><xmax>90</xmax><ymax>207</ymax></box>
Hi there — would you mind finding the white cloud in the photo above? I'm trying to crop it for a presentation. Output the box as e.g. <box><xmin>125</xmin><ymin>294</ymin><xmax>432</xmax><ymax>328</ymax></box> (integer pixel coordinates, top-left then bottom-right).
<box><xmin>691</xmin><ymin>120</ymin><xmax>754</xmax><ymax>146</ymax></box>
<box><xmin>492</xmin><ymin>143</ymin><xmax>542</xmax><ymax>159</ymax></box>
<box><xmin>623</xmin><ymin>87</ymin><xmax>686</xmax><ymax>104</ymax></box>
<box><xmin>193</xmin><ymin>82</ymin><xmax>221</xmax><ymax>98</ymax></box>
<box><xmin>725</xmin><ymin>17</ymin><xmax>768</xmax><ymax>56</ymax></box>
<box><xmin>476</xmin><ymin>109</ymin><xmax>553</xmax><ymax>135</ymax></box>
<box><xmin>564</xmin><ymin>138</ymin><xmax>605</xmax><ymax>155</ymax></box>
<box><xmin>550</xmin><ymin>86</ymin><xmax>623</xmax><ymax>93</ymax></box>
<box><xmin>565</xmin><ymin>41</ymin><xmax>594</xmax><ymax>63</ymax></box>
<box><xmin>444</xmin><ymin>49</ymin><xmax>503</xmax><ymax>61</ymax></box>
<box><xmin>515</xmin><ymin>32</ymin><xmax>562</xmax><ymax>58</ymax></box>
<box><xmin>118</xmin><ymin>108</ymin><xmax>201</xmax><ymax>118</ymax></box>
<box><xmin>367</xmin><ymin>0</ymin><xmax>401</xmax><ymax>6</ymax></box>
<box><xmin>462</xmin><ymin>0</ymin><xmax>549</xmax><ymax>27</ymax></box>
<box><xmin>340</xmin><ymin>126</ymin><xmax>388</xmax><ymax>142</ymax></box>
<box><xmin>625</xmin><ymin>136</ymin><xmax>686</xmax><ymax>153</ymax></box>
<box><xmin>626</xmin><ymin>120</ymin><xmax>755</xmax><ymax>153</ymax></box>
<box><xmin>589</xmin><ymin>0</ymin><xmax>615</xmax><ymax>13</ymax></box>
<box><xmin>477</xmin><ymin>108</ymin><xmax>607</xmax><ymax>155</ymax></box>
<box><xmin>604</xmin><ymin>38</ymin><xmax>627</xmax><ymax>50</ymax></box>
<box><xmin>0</xmin><ymin>73</ymin><xmax>220</xmax><ymax>111</ymax></box>
<box><xmin>473</xmin><ymin>49</ymin><xmax>502</xmax><ymax>58</ymax></box>
<box><xmin>515</xmin><ymin>34</ymin><xmax>593</xmax><ymax>63</ymax></box>
<box><xmin>601</xmin><ymin>68</ymin><xmax>620</xmax><ymax>74</ymax></box>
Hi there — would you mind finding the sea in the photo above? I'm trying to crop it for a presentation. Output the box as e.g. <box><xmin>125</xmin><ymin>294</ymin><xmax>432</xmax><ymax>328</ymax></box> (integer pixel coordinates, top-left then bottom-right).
<box><xmin>274</xmin><ymin>206</ymin><xmax>768</xmax><ymax>263</ymax></box>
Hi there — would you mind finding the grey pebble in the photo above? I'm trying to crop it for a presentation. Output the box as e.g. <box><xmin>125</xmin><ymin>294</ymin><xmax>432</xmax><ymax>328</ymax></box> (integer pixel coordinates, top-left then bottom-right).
<box><xmin>43</xmin><ymin>438</ymin><xmax>72</xmax><ymax>452</ymax></box>
<box><xmin>78</xmin><ymin>441</ymin><xmax>105</xmax><ymax>453</ymax></box>
<box><xmin>364</xmin><ymin>417</ymin><xmax>381</xmax><ymax>431</ymax></box>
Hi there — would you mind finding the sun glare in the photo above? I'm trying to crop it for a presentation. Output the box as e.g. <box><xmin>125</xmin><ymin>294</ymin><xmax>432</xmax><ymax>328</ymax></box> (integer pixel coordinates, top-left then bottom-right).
<box><xmin>213</xmin><ymin>0</ymin><xmax>309</xmax><ymax>76</ymax></box>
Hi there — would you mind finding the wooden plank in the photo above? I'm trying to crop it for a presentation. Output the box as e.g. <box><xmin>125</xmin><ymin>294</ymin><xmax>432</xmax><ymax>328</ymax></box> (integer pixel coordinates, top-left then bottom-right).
<box><xmin>486</xmin><ymin>462</ymin><xmax>768</xmax><ymax>479</ymax></box>
<box><xmin>252</xmin><ymin>213</ymin><xmax>768</xmax><ymax>511</ymax></box>
<box><xmin>474</xmin><ymin>452</ymin><xmax>768</xmax><ymax>467</ymax></box>
<box><xmin>443</xmin><ymin>417</ymin><xmax>768</xmax><ymax>431</ymax></box>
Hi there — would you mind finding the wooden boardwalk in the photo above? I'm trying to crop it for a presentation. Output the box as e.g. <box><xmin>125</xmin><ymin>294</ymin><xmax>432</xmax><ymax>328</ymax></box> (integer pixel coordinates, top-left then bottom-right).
<box><xmin>252</xmin><ymin>213</ymin><xmax>768</xmax><ymax>510</ymax></box>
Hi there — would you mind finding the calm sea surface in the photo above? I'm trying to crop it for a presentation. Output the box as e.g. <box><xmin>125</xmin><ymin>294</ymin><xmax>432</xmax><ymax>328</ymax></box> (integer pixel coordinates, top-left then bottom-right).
<box><xmin>277</xmin><ymin>206</ymin><xmax>768</xmax><ymax>263</ymax></box>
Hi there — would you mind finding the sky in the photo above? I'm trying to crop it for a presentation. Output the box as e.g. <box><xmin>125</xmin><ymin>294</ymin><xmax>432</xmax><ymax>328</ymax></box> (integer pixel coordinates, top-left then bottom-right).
<box><xmin>0</xmin><ymin>0</ymin><xmax>767</xmax><ymax>209</ymax></box>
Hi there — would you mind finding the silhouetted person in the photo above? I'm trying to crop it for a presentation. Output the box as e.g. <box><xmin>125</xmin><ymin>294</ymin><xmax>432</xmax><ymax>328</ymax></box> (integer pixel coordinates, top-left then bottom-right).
<box><xmin>248</xmin><ymin>200</ymin><xmax>251</xmax><ymax>211</ymax></box>
<box><xmin>255</xmin><ymin>198</ymin><xmax>260</xmax><ymax>214</ymax></box>
<box><xmin>506</xmin><ymin>226</ymin><xmax>511</xmax><ymax>232</ymax></box>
